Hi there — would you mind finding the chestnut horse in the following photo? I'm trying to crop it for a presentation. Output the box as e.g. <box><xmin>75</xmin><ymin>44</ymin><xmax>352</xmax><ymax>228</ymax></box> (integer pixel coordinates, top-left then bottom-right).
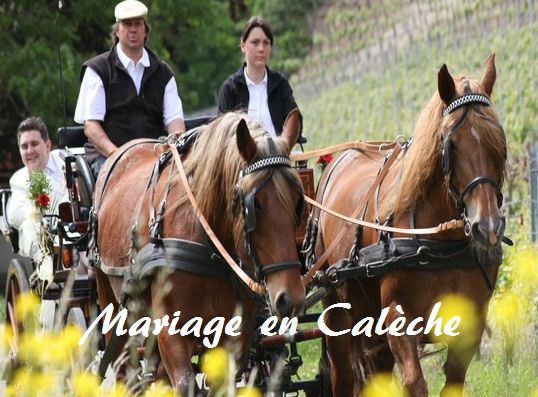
<box><xmin>92</xmin><ymin>112</ymin><xmax>305</xmax><ymax>393</ymax></box>
<box><xmin>314</xmin><ymin>54</ymin><xmax>506</xmax><ymax>396</ymax></box>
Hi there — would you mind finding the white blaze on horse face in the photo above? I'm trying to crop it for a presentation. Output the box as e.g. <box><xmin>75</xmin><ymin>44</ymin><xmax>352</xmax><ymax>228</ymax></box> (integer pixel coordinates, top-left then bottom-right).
<box><xmin>468</xmin><ymin>126</ymin><xmax>496</xmax><ymax>226</ymax></box>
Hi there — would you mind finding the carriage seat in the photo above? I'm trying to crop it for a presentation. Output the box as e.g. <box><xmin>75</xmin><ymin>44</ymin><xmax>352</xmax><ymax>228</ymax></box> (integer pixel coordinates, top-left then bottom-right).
<box><xmin>0</xmin><ymin>188</ymin><xmax>20</xmax><ymax>254</ymax></box>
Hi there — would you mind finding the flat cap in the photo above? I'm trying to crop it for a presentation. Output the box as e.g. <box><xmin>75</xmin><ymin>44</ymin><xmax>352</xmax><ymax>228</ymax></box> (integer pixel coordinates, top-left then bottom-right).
<box><xmin>115</xmin><ymin>0</ymin><xmax>148</xmax><ymax>21</ymax></box>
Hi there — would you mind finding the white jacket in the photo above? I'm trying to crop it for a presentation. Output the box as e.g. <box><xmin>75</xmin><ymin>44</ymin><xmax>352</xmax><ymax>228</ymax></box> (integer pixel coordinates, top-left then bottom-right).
<box><xmin>6</xmin><ymin>150</ymin><xmax>69</xmax><ymax>259</ymax></box>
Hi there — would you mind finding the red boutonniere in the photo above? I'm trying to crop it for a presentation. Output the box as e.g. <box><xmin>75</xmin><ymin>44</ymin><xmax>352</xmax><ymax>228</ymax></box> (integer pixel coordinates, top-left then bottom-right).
<box><xmin>316</xmin><ymin>154</ymin><xmax>333</xmax><ymax>170</ymax></box>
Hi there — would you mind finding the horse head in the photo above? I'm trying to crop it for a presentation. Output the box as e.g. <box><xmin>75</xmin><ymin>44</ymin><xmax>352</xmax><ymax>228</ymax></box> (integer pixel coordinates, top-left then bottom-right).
<box><xmin>233</xmin><ymin>116</ymin><xmax>306</xmax><ymax>318</ymax></box>
<box><xmin>437</xmin><ymin>53</ymin><xmax>507</xmax><ymax>250</ymax></box>
<box><xmin>186</xmin><ymin>112</ymin><xmax>305</xmax><ymax>318</ymax></box>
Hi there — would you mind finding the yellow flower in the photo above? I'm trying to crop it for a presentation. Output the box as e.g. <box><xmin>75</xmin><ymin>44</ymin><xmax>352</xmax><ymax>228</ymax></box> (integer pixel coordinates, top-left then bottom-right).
<box><xmin>19</xmin><ymin>332</ymin><xmax>51</xmax><ymax>365</ymax></box>
<box><xmin>442</xmin><ymin>384</ymin><xmax>465</xmax><ymax>397</ymax></box>
<box><xmin>10</xmin><ymin>367</ymin><xmax>54</xmax><ymax>396</ymax></box>
<box><xmin>201</xmin><ymin>347</ymin><xmax>229</xmax><ymax>387</ymax></box>
<box><xmin>109</xmin><ymin>381</ymin><xmax>134</xmax><ymax>397</ymax></box>
<box><xmin>72</xmin><ymin>371</ymin><xmax>101</xmax><ymax>397</ymax></box>
<box><xmin>238</xmin><ymin>386</ymin><xmax>263</xmax><ymax>397</ymax></box>
<box><xmin>363</xmin><ymin>372</ymin><xmax>408</xmax><ymax>397</ymax></box>
<box><xmin>490</xmin><ymin>291</ymin><xmax>526</xmax><ymax>332</ymax></box>
<box><xmin>143</xmin><ymin>381</ymin><xmax>179</xmax><ymax>397</ymax></box>
<box><xmin>432</xmin><ymin>293</ymin><xmax>479</xmax><ymax>350</ymax></box>
<box><xmin>1</xmin><ymin>324</ymin><xmax>14</xmax><ymax>353</ymax></box>
<box><xmin>512</xmin><ymin>248</ymin><xmax>538</xmax><ymax>292</ymax></box>
<box><xmin>14</xmin><ymin>291</ymin><xmax>40</xmax><ymax>321</ymax></box>
<box><xmin>49</xmin><ymin>324</ymin><xmax>84</xmax><ymax>368</ymax></box>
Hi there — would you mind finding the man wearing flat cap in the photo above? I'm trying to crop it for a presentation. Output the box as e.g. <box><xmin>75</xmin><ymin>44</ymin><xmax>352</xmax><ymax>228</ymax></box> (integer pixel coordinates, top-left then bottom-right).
<box><xmin>74</xmin><ymin>0</ymin><xmax>186</xmax><ymax>178</ymax></box>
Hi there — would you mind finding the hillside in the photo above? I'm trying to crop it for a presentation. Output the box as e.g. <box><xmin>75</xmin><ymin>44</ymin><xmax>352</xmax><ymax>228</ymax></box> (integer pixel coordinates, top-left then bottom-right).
<box><xmin>293</xmin><ymin>0</ymin><xmax>537</xmax><ymax>151</ymax></box>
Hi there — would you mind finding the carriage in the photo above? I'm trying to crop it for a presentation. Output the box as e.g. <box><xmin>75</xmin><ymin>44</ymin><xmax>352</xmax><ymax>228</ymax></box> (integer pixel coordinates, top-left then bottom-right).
<box><xmin>1</xmin><ymin>54</ymin><xmax>509</xmax><ymax>397</ymax></box>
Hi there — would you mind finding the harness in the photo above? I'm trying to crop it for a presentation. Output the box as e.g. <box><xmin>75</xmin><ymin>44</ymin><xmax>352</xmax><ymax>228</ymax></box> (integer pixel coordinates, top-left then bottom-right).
<box><xmin>302</xmin><ymin>88</ymin><xmax>507</xmax><ymax>297</ymax></box>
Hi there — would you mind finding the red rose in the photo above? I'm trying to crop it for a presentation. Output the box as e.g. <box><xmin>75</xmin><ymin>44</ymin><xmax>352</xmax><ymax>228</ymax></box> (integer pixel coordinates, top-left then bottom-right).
<box><xmin>316</xmin><ymin>154</ymin><xmax>333</xmax><ymax>166</ymax></box>
<box><xmin>37</xmin><ymin>193</ymin><xmax>50</xmax><ymax>208</ymax></box>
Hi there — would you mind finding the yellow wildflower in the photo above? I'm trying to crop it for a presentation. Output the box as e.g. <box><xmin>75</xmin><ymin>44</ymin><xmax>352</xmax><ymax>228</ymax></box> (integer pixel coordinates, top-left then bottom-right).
<box><xmin>200</xmin><ymin>347</ymin><xmax>229</xmax><ymax>387</ymax></box>
<box><xmin>14</xmin><ymin>291</ymin><xmax>40</xmax><ymax>322</ymax></box>
<box><xmin>19</xmin><ymin>332</ymin><xmax>51</xmax><ymax>365</ymax></box>
<box><xmin>511</xmin><ymin>248</ymin><xmax>538</xmax><ymax>293</ymax></box>
<box><xmin>143</xmin><ymin>381</ymin><xmax>179</xmax><ymax>397</ymax></box>
<box><xmin>72</xmin><ymin>371</ymin><xmax>101</xmax><ymax>397</ymax></box>
<box><xmin>1</xmin><ymin>324</ymin><xmax>14</xmax><ymax>353</ymax></box>
<box><xmin>490</xmin><ymin>290</ymin><xmax>526</xmax><ymax>332</ymax></box>
<box><xmin>49</xmin><ymin>324</ymin><xmax>84</xmax><ymax>368</ymax></box>
<box><xmin>109</xmin><ymin>381</ymin><xmax>134</xmax><ymax>397</ymax></box>
<box><xmin>442</xmin><ymin>384</ymin><xmax>465</xmax><ymax>397</ymax></box>
<box><xmin>432</xmin><ymin>293</ymin><xmax>479</xmax><ymax>350</ymax></box>
<box><xmin>238</xmin><ymin>386</ymin><xmax>263</xmax><ymax>397</ymax></box>
<box><xmin>363</xmin><ymin>372</ymin><xmax>408</xmax><ymax>397</ymax></box>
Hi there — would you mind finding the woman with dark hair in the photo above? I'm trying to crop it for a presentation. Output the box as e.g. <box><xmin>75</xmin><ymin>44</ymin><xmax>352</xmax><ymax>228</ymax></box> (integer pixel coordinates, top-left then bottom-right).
<box><xmin>217</xmin><ymin>16</ymin><xmax>302</xmax><ymax>139</ymax></box>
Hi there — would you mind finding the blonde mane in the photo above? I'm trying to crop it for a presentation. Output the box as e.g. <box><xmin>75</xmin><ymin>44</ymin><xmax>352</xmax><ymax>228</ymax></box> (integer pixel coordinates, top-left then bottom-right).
<box><xmin>390</xmin><ymin>78</ymin><xmax>506</xmax><ymax>218</ymax></box>
<box><xmin>180</xmin><ymin>112</ymin><xmax>302</xmax><ymax>232</ymax></box>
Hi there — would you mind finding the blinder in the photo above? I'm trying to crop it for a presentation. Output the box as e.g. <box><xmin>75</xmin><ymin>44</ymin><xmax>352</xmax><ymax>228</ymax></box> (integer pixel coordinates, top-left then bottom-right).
<box><xmin>233</xmin><ymin>152</ymin><xmax>304</xmax><ymax>281</ymax></box>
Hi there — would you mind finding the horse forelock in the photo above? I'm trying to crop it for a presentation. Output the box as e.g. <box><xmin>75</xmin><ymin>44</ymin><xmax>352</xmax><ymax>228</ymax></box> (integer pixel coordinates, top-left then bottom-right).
<box><xmin>389</xmin><ymin>76</ymin><xmax>506</xmax><ymax>219</ymax></box>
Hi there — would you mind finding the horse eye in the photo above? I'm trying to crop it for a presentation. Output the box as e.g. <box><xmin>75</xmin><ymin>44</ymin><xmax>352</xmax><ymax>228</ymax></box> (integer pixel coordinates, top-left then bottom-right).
<box><xmin>254</xmin><ymin>198</ymin><xmax>261</xmax><ymax>212</ymax></box>
<box><xmin>450</xmin><ymin>141</ymin><xmax>457</xmax><ymax>151</ymax></box>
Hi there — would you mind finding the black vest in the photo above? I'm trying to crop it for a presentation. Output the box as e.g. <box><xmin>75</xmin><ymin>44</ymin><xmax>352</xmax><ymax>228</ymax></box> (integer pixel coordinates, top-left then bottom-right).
<box><xmin>80</xmin><ymin>45</ymin><xmax>174</xmax><ymax>163</ymax></box>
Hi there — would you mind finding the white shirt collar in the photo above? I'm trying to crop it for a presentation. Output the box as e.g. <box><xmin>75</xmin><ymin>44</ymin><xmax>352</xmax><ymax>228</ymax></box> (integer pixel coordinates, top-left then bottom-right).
<box><xmin>244</xmin><ymin>68</ymin><xmax>267</xmax><ymax>87</ymax></box>
<box><xmin>116</xmin><ymin>44</ymin><xmax>150</xmax><ymax>69</ymax></box>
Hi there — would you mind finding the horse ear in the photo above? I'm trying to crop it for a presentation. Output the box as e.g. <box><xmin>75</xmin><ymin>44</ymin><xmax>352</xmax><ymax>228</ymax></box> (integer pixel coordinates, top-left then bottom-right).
<box><xmin>438</xmin><ymin>64</ymin><xmax>456</xmax><ymax>104</ymax></box>
<box><xmin>236</xmin><ymin>118</ymin><xmax>257</xmax><ymax>163</ymax></box>
<box><xmin>481</xmin><ymin>53</ymin><xmax>496</xmax><ymax>96</ymax></box>
<box><xmin>281</xmin><ymin>109</ymin><xmax>301</xmax><ymax>154</ymax></box>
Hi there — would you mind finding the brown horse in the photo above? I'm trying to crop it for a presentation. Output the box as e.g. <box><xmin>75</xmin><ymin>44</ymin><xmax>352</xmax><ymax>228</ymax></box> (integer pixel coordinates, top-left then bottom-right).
<box><xmin>314</xmin><ymin>54</ymin><xmax>506</xmax><ymax>396</ymax></box>
<box><xmin>92</xmin><ymin>112</ymin><xmax>305</xmax><ymax>393</ymax></box>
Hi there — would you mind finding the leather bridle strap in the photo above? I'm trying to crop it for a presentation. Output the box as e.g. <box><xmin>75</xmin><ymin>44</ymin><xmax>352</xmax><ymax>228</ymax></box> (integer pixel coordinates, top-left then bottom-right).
<box><xmin>456</xmin><ymin>176</ymin><xmax>501</xmax><ymax>213</ymax></box>
<box><xmin>168</xmin><ymin>142</ymin><xmax>266</xmax><ymax>296</ymax></box>
<box><xmin>304</xmin><ymin>196</ymin><xmax>464</xmax><ymax>235</ymax></box>
<box><xmin>302</xmin><ymin>142</ymin><xmax>403</xmax><ymax>287</ymax></box>
<box><xmin>259</xmin><ymin>261</ymin><xmax>302</xmax><ymax>277</ymax></box>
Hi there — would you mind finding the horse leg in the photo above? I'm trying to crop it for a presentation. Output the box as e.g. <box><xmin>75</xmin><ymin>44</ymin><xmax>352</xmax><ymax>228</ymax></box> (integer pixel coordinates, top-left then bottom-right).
<box><xmin>323</xmin><ymin>290</ymin><xmax>355</xmax><ymax>396</ymax></box>
<box><xmin>440</xmin><ymin>344</ymin><xmax>476</xmax><ymax>397</ymax></box>
<box><xmin>157</xmin><ymin>333</ymin><xmax>197</xmax><ymax>395</ymax></box>
<box><xmin>387</xmin><ymin>333</ymin><xmax>428</xmax><ymax>397</ymax></box>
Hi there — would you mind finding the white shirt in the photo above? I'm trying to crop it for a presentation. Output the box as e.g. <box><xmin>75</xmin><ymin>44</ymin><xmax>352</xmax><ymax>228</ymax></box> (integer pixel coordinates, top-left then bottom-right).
<box><xmin>6</xmin><ymin>150</ymin><xmax>69</xmax><ymax>260</ymax></box>
<box><xmin>244</xmin><ymin>69</ymin><xmax>276</xmax><ymax>137</ymax></box>
<box><xmin>74</xmin><ymin>45</ymin><xmax>184</xmax><ymax>127</ymax></box>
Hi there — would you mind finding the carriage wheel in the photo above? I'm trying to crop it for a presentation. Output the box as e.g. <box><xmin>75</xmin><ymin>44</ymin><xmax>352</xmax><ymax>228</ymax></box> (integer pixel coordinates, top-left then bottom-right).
<box><xmin>66</xmin><ymin>307</ymin><xmax>88</xmax><ymax>332</ymax></box>
<box><xmin>4</xmin><ymin>259</ymin><xmax>31</xmax><ymax>340</ymax></box>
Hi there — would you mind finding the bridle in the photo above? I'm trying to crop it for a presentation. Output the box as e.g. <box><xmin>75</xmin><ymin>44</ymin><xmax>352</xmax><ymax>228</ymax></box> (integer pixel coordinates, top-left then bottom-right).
<box><xmin>232</xmin><ymin>144</ymin><xmax>305</xmax><ymax>283</ymax></box>
<box><xmin>440</xmin><ymin>83</ymin><xmax>504</xmax><ymax>235</ymax></box>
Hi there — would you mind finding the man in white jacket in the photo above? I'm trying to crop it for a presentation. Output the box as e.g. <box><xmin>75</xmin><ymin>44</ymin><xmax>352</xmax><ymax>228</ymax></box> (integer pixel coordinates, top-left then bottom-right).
<box><xmin>6</xmin><ymin>117</ymin><xmax>68</xmax><ymax>260</ymax></box>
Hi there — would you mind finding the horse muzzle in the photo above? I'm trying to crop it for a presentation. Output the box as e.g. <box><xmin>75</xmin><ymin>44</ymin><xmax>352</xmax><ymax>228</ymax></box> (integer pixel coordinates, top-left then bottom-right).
<box><xmin>470</xmin><ymin>215</ymin><xmax>506</xmax><ymax>248</ymax></box>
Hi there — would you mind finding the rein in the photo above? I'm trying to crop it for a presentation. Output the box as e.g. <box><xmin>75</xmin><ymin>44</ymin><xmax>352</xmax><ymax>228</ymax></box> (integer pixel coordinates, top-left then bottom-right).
<box><xmin>304</xmin><ymin>196</ymin><xmax>464</xmax><ymax>235</ymax></box>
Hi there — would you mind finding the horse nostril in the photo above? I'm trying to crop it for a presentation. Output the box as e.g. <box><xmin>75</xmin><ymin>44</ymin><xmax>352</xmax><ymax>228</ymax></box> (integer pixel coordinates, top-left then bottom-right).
<box><xmin>496</xmin><ymin>216</ymin><xmax>506</xmax><ymax>237</ymax></box>
<box><xmin>275</xmin><ymin>292</ymin><xmax>292</xmax><ymax>318</ymax></box>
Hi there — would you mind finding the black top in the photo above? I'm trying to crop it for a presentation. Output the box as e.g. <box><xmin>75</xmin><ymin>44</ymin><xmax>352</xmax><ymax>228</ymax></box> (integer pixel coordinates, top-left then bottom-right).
<box><xmin>217</xmin><ymin>65</ymin><xmax>300</xmax><ymax>135</ymax></box>
<box><xmin>80</xmin><ymin>45</ymin><xmax>174</xmax><ymax>163</ymax></box>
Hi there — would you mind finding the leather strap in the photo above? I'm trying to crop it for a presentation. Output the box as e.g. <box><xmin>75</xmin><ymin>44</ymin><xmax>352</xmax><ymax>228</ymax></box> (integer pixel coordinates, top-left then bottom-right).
<box><xmin>290</xmin><ymin>140</ymin><xmax>397</xmax><ymax>162</ymax></box>
<box><xmin>302</xmin><ymin>143</ymin><xmax>403</xmax><ymax>286</ymax></box>
<box><xmin>304</xmin><ymin>196</ymin><xmax>464</xmax><ymax>235</ymax></box>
